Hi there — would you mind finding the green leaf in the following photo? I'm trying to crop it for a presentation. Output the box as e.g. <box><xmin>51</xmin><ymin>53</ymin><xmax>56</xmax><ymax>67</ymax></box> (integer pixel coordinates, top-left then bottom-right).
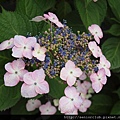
<box><xmin>102</xmin><ymin>38</ymin><xmax>120</xmax><ymax>69</ymax></box>
<box><xmin>65</xmin><ymin>11</ymin><xmax>87</xmax><ymax>33</ymax></box>
<box><xmin>0</xmin><ymin>83</ymin><xmax>21</xmax><ymax>111</ymax></box>
<box><xmin>0</xmin><ymin>50</ymin><xmax>13</xmax><ymax>86</ymax></box>
<box><xmin>0</xmin><ymin>9</ymin><xmax>38</xmax><ymax>42</ymax></box>
<box><xmin>114</xmin><ymin>88</ymin><xmax>120</xmax><ymax>99</ymax></box>
<box><xmin>56</xmin><ymin>0</ymin><xmax>72</xmax><ymax>20</ymax></box>
<box><xmin>108</xmin><ymin>0</ymin><xmax>120</xmax><ymax>21</ymax></box>
<box><xmin>106</xmin><ymin>24</ymin><xmax>120</xmax><ymax>36</ymax></box>
<box><xmin>89</xmin><ymin>94</ymin><xmax>113</xmax><ymax>115</ymax></box>
<box><xmin>46</xmin><ymin>77</ymin><xmax>67</xmax><ymax>99</ymax></box>
<box><xmin>11</xmin><ymin>98</ymin><xmax>39</xmax><ymax>115</ymax></box>
<box><xmin>75</xmin><ymin>0</ymin><xmax>107</xmax><ymax>28</ymax></box>
<box><xmin>16</xmin><ymin>0</ymin><xmax>50</xmax><ymax>34</ymax></box>
<box><xmin>35</xmin><ymin>0</ymin><xmax>56</xmax><ymax>12</ymax></box>
<box><xmin>110</xmin><ymin>101</ymin><xmax>120</xmax><ymax>115</ymax></box>
<box><xmin>16</xmin><ymin>0</ymin><xmax>43</xmax><ymax>19</ymax></box>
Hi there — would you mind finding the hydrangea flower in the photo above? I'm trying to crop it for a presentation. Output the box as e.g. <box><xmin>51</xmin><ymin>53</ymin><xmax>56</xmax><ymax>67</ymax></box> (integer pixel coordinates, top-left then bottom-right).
<box><xmin>4</xmin><ymin>59</ymin><xmax>28</xmax><ymax>86</ymax></box>
<box><xmin>12</xmin><ymin>35</ymin><xmax>37</xmax><ymax>59</ymax></box>
<box><xmin>60</xmin><ymin>60</ymin><xmax>83</xmax><ymax>86</ymax></box>
<box><xmin>0</xmin><ymin>38</ymin><xmax>14</xmax><ymax>51</ymax></box>
<box><xmin>88</xmin><ymin>24</ymin><xmax>103</xmax><ymax>44</ymax></box>
<box><xmin>79</xmin><ymin>99</ymin><xmax>91</xmax><ymax>112</ymax></box>
<box><xmin>32</xmin><ymin>43</ymin><xmax>46</xmax><ymax>61</ymax></box>
<box><xmin>44</xmin><ymin>12</ymin><xmax>64</xmax><ymax>28</ymax></box>
<box><xmin>39</xmin><ymin>101</ymin><xmax>56</xmax><ymax>115</ymax></box>
<box><xmin>88</xmin><ymin>41</ymin><xmax>102</xmax><ymax>58</ymax></box>
<box><xmin>26</xmin><ymin>99</ymin><xmax>41</xmax><ymax>111</ymax></box>
<box><xmin>98</xmin><ymin>55</ymin><xmax>111</xmax><ymax>77</ymax></box>
<box><xmin>21</xmin><ymin>69</ymin><xmax>49</xmax><ymax>98</ymax></box>
<box><xmin>59</xmin><ymin>86</ymin><xmax>83</xmax><ymax>114</ymax></box>
<box><xmin>90</xmin><ymin>68</ymin><xmax>107</xmax><ymax>93</ymax></box>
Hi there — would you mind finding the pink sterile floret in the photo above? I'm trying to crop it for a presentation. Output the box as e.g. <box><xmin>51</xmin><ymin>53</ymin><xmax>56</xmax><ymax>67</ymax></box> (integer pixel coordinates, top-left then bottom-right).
<box><xmin>39</xmin><ymin>101</ymin><xmax>57</xmax><ymax>115</ymax></box>
<box><xmin>32</xmin><ymin>43</ymin><xmax>46</xmax><ymax>61</ymax></box>
<box><xmin>21</xmin><ymin>68</ymin><xmax>49</xmax><ymax>98</ymax></box>
<box><xmin>0</xmin><ymin>38</ymin><xmax>14</xmax><ymax>51</ymax></box>
<box><xmin>90</xmin><ymin>68</ymin><xmax>107</xmax><ymax>93</ymax></box>
<box><xmin>98</xmin><ymin>55</ymin><xmax>111</xmax><ymax>77</ymax></box>
<box><xmin>88</xmin><ymin>41</ymin><xmax>102</xmax><ymax>58</ymax></box>
<box><xmin>60</xmin><ymin>60</ymin><xmax>83</xmax><ymax>86</ymax></box>
<box><xmin>44</xmin><ymin>12</ymin><xmax>64</xmax><ymax>28</ymax></box>
<box><xmin>88</xmin><ymin>24</ymin><xmax>103</xmax><ymax>44</ymax></box>
<box><xmin>12</xmin><ymin>35</ymin><xmax>37</xmax><ymax>59</ymax></box>
<box><xmin>59</xmin><ymin>86</ymin><xmax>83</xmax><ymax>114</ymax></box>
<box><xmin>26</xmin><ymin>99</ymin><xmax>41</xmax><ymax>111</ymax></box>
<box><xmin>31</xmin><ymin>16</ymin><xmax>46</xmax><ymax>22</ymax></box>
<box><xmin>79</xmin><ymin>99</ymin><xmax>91</xmax><ymax>113</ymax></box>
<box><xmin>4</xmin><ymin>59</ymin><xmax>28</xmax><ymax>86</ymax></box>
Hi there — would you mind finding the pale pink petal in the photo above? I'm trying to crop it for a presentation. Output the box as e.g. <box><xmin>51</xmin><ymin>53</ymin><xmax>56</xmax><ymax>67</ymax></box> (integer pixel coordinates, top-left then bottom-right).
<box><xmin>31</xmin><ymin>16</ymin><xmax>46</xmax><ymax>22</ymax></box>
<box><xmin>26</xmin><ymin>37</ymin><xmax>37</xmax><ymax>48</ymax></box>
<box><xmin>4</xmin><ymin>72</ymin><xmax>19</xmax><ymax>86</ymax></box>
<box><xmin>56</xmin><ymin>21</ymin><xmax>64</xmax><ymax>28</ymax></box>
<box><xmin>65</xmin><ymin>108</ymin><xmax>78</xmax><ymax>115</ymax></box>
<box><xmin>90</xmin><ymin>73</ymin><xmax>97</xmax><ymax>82</ymax></box>
<box><xmin>67</xmin><ymin>75</ymin><xmax>76</xmax><ymax>86</ymax></box>
<box><xmin>0</xmin><ymin>40</ymin><xmax>9</xmax><ymax>50</ymax></box>
<box><xmin>14</xmin><ymin>35</ymin><xmax>26</xmax><ymax>47</ymax></box>
<box><xmin>35</xmin><ymin>81</ymin><xmax>49</xmax><ymax>94</ymax></box>
<box><xmin>34</xmin><ymin>99</ymin><xmax>41</xmax><ymax>108</ymax></box>
<box><xmin>48</xmin><ymin>12</ymin><xmax>58</xmax><ymax>21</ymax></box>
<box><xmin>73</xmin><ymin>68</ymin><xmax>82</xmax><ymax>77</ymax></box>
<box><xmin>73</xmin><ymin>96</ymin><xmax>83</xmax><ymax>109</ymax></box>
<box><xmin>83</xmin><ymin>81</ymin><xmax>91</xmax><ymax>90</ymax></box>
<box><xmin>32</xmin><ymin>44</ymin><xmax>46</xmax><ymax>61</ymax></box>
<box><xmin>23</xmin><ymin>49</ymin><xmax>33</xmax><ymax>59</ymax></box>
<box><xmin>5</xmin><ymin>63</ymin><xmax>14</xmax><ymax>73</ymax></box>
<box><xmin>44</xmin><ymin>14</ymin><xmax>49</xmax><ymax>19</ymax></box>
<box><xmin>94</xmin><ymin>35</ymin><xmax>100</xmax><ymax>44</ymax></box>
<box><xmin>59</xmin><ymin>96</ymin><xmax>75</xmax><ymax>113</ymax></box>
<box><xmin>39</xmin><ymin>102</ymin><xmax>51</xmax><ymax>113</ymax></box>
<box><xmin>26</xmin><ymin>99</ymin><xmax>41</xmax><ymax>111</ymax></box>
<box><xmin>76</xmin><ymin>81</ymin><xmax>87</xmax><ymax>94</ymax></box>
<box><xmin>21</xmin><ymin>83</ymin><xmax>37</xmax><ymax>98</ymax></box>
<box><xmin>12</xmin><ymin>59</ymin><xmax>25</xmax><ymax>70</ymax></box>
<box><xmin>0</xmin><ymin>38</ymin><xmax>14</xmax><ymax>50</ymax></box>
<box><xmin>60</xmin><ymin>68</ymin><xmax>68</xmax><ymax>81</ymax></box>
<box><xmin>47</xmin><ymin>106</ymin><xmax>57</xmax><ymax>115</ymax></box>
<box><xmin>65</xmin><ymin>86</ymin><xmax>78</xmax><ymax>98</ymax></box>
<box><xmin>92</xmin><ymin>81</ymin><xmax>103</xmax><ymax>93</ymax></box>
<box><xmin>19</xmin><ymin>69</ymin><xmax>28</xmax><ymax>81</ymax></box>
<box><xmin>83</xmin><ymin>99</ymin><xmax>91</xmax><ymax>108</ymax></box>
<box><xmin>12</xmin><ymin>46</ymin><xmax>23</xmax><ymax>58</ymax></box>
<box><xmin>79</xmin><ymin>72</ymin><xmax>87</xmax><ymax>80</ymax></box>
<box><xmin>36</xmin><ymin>54</ymin><xmax>46</xmax><ymax>61</ymax></box>
<box><xmin>97</xmin><ymin>46</ymin><xmax>103</xmax><ymax>57</ymax></box>
<box><xmin>32</xmin><ymin>69</ymin><xmax>45</xmax><ymax>81</ymax></box>
<box><xmin>65</xmin><ymin>60</ymin><xmax>75</xmax><ymax>69</ymax></box>
<box><xmin>104</xmin><ymin>68</ymin><xmax>111</xmax><ymax>77</ymax></box>
<box><xmin>23</xmin><ymin>72</ymin><xmax>35</xmax><ymax>84</ymax></box>
<box><xmin>79</xmin><ymin>105</ymin><xmax>87</xmax><ymax>112</ymax></box>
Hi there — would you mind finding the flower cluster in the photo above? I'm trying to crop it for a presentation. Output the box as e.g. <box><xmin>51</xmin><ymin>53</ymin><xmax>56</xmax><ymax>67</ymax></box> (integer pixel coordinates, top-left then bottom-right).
<box><xmin>0</xmin><ymin>12</ymin><xmax>111</xmax><ymax>115</ymax></box>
